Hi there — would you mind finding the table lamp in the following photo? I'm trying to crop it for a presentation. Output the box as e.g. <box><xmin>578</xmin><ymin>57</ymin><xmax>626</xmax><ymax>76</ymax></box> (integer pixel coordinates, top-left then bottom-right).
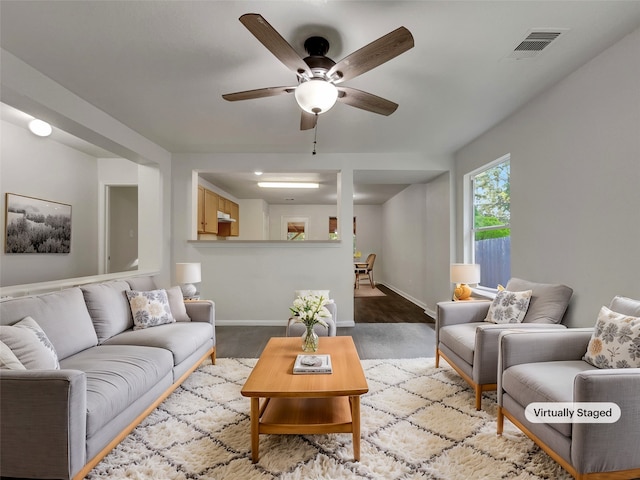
<box><xmin>450</xmin><ymin>263</ymin><xmax>480</xmax><ymax>301</ymax></box>
<box><xmin>176</xmin><ymin>262</ymin><xmax>201</xmax><ymax>299</ymax></box>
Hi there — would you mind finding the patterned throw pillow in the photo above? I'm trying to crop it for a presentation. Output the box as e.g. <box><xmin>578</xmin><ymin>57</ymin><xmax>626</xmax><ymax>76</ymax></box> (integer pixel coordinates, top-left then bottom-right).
<box><xmin>484</xmin><ymin>289</ymin><xmax>533</xmax><ymax>324</ymax></box>
<box><xmin>126</xmin><ymin>289</ymin><xmax>175</xmax><ymax>330</ymax></box>
<box><xmin>583</xmin><ymin>306</ymin><xmax>640</xmax><ymax>368</ymax></box>
<box><xmin>0</xmin><ymin>339</ymin><xmax>26</xmax><ymax>370</ymax></box>
<box><xmin>0</xmin><ymin>316</ymin><xmax>60</xmax><ymax>369</ymax></box>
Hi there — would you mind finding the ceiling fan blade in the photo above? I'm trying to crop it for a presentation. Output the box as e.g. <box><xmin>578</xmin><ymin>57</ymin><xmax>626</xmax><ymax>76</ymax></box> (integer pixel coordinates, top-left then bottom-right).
<box><xmin>222</xmin><ymin>86</ymin><xmax>295</xmax><ymax>102</ymax></box>
<box><xmin>300</xmin><ymin>111</ymin><xmax>317</xmax><ymax>130</ymax></box>
<box><xmin>239</xmin><ymin>14</ymin><xmax>311</xmax><ymax>77</ymax></box>
<box><xmin>337</xmin><ymin>87</ymin><xmax>398</xmax><ymax>115</ymax></box>
<box><xmin>328</xmin><ymin>26</ymin><xmax>414</xmax><ymax>84</ymax></box>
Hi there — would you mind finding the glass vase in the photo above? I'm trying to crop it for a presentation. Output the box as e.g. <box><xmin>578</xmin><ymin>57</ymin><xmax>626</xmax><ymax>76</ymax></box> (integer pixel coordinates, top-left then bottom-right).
<box><xmin>302</xmin><ymin>325</ymin><xmax>319</xmax><ymax>352</ymax></box>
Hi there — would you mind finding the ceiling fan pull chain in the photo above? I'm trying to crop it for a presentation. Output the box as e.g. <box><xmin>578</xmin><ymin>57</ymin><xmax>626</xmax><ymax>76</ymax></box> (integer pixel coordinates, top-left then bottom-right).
<box><xmin>312</xmin><ymin>114</ymin><xmax>319</xmax><ymax>155</ymax></box>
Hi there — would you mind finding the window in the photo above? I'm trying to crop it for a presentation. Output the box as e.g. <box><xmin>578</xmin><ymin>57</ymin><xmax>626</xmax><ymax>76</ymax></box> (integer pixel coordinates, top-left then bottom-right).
<box><xmin>281</xmin><ymin>217</ymin><xmax>308</xmax><ymax>241</ymax></box>
<box><xmin>328</xmin><ymin>216</ymin><xmax>356</xmax><ymax>241</ymax></box>
<box><xmin>467</xmin><ymin>155</ymin><xmax>511</xmax><ymax>287</ymax></box>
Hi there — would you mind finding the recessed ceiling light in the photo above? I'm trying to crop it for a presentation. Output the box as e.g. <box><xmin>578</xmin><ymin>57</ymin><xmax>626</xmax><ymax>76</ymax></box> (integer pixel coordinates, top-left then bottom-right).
<box><xmin>28</xmin><ymin>119</ymin><xmax>52</xmax><ymax>137</ymax></box>
<box><xmin>258</xmin><ymin>182</ymin><xmax>319</xmax><ymax>189</ymax></box>
<box><xmin>254</xmin><ymin>171</ymin><xmax>263</xmax><ymax>176</ymax></box>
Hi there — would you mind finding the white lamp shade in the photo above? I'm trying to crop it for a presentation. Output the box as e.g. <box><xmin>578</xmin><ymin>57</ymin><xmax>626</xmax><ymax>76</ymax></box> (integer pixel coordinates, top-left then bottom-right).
<box><xmin>294</xmin><ymin>79</ymin><xmax>338</xmax><ymax>114</ymax></box>
<box><xmin>176</xmin><ymin>263</ymin><xmax>201</xmax><ymax>284</ymax></box>
<box><xmin>450</xmin><ymin>263</ymin><xmax>481</xmax><ymax>284</ymax></box>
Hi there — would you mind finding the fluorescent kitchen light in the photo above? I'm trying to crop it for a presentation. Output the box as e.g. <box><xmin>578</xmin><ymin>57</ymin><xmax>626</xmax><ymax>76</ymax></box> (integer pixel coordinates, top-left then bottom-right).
<box><xmin>258</xmin><ymin>182</ymin><xmax>319</xmax><ymax>189</ymax></box>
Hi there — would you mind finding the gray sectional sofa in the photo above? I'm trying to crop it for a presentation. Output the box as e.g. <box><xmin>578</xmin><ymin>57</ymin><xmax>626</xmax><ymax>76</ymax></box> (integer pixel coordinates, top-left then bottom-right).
<box><xmin>0</xmin><ymin>275</ymin><xmax>215</xmax><ymax>480</ymax></box>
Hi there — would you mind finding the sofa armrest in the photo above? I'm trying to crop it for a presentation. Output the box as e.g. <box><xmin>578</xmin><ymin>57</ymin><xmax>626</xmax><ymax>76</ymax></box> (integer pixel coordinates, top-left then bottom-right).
<box><xmin>497</xmin><ymin>328</ymin><xmax>593</xmax><ymax>405</ymax></box>
<box><xmin>436</xmin><ymin>301</ymin><xmax>491</xmax><ymax>345</ymax></box>
<box><xmin>185</xmin><ymin>299</ymin><xmax>215</xmax><ymax>325</ymax></box>
<box><xmin>472</xmin><ymin>323</ymin><xmax>566</xmax><ymax>384</ymax></box>
<box><xmin>499</xmin><ymin>328</ymin><xmax>593</xmax><ymax>370</ymax></box>
<box><xmin>572</xmin><ymin>368</ymin><xmax>640</xmax><ymax>473</ymax></box>
<box><xmin>0</xmin><ymin>369</ymin><xmax>87</xmax><ymax>480</ymax></box>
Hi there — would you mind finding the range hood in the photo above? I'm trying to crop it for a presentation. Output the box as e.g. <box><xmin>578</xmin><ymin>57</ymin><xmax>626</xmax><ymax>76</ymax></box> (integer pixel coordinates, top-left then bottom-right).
<box><xmin>217</xmin><ymin>211</ymin><xmax>236</xmax><ymax>223</ymax></box>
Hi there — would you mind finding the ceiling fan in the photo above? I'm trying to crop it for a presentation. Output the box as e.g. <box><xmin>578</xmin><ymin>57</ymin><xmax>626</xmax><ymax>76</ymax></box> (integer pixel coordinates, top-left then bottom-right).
<box><xmin>222</xmin><ymin>14</ymin><xmax>414</xmax><ymax>130</ymax></box>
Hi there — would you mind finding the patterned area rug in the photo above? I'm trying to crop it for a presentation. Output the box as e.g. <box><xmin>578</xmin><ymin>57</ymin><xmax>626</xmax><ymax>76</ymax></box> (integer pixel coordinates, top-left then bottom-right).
<box><xmin>86</xmin><ymin>358</ymin><xmax>571</xmax><ymax>479</ymax></box>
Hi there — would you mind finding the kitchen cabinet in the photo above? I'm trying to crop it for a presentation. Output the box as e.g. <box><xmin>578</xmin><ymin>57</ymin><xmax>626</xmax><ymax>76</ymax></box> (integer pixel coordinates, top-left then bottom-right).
<box><xmin>198</xmin><ymin>186</ymin><xmax>219</xmax><ymax>234</ymax></box>
<box><xmin>197</xmin><ymin>186</ymin><xmax>239</xmax><ymax>237</ymax></box>
<box><xmin>218</xmin><ymin>200</ymin><xmax>239</xmax><ymax>237</ymax></box>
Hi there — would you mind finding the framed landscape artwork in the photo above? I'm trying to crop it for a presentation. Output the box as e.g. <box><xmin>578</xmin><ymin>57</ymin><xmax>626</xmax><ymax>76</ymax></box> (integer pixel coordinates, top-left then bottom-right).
<box><xmin>5</xmin><ymin>193</ymin><xmax>72</xmax><ymax>253</ymax></box>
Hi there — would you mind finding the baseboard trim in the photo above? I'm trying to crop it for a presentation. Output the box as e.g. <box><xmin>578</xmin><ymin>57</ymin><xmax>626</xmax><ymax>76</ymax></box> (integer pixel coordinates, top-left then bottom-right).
<box><xmin>216</xmin><ymin>319</ymin><xmax>356</xmax><ymax>328</ymax></box>
<box><xmin>378</xmin><ymin>282</ymin><xmax>434</xmax><ymax>318</ymax></box>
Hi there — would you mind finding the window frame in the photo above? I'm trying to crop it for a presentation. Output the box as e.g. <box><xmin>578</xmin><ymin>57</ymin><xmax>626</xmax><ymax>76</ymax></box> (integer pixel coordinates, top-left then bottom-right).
<box><xmin>463</xmin><ymin>153</ymin><xmax>511</xmax><ymax>286</ymax></box>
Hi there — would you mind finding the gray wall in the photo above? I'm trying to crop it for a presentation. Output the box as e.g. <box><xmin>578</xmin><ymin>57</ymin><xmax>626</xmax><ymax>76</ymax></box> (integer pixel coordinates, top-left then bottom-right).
<box><xmin>454</xmin><ymin>27</ymin><xmax>640</xmax><ymax>327</ymax></box>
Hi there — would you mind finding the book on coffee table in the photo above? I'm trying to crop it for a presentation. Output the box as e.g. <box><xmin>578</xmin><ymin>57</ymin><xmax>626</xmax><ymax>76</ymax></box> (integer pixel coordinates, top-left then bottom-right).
<box><xmin>293</xmin><ymin>354</ymin><xmax>333</xmax><ymax>374</ymax></box>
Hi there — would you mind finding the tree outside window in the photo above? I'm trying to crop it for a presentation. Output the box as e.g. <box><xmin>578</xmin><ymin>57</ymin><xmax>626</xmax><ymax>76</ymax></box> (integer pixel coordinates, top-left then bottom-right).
<box><xmin>471</xmin><ymin>157</ymin><xmax>511</xmax><ymax>287</ymax></box>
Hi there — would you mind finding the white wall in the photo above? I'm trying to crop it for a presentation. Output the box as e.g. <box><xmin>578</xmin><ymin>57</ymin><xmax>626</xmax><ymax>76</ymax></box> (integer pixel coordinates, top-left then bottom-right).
<box><xmin>0</xmin><ymin>119</ymin><xmax>100</xmax><ymax>285</ymax></box>
<box><xmin>268</xmin><ymin>204</ymin><xmax>337</xmax><ymax>241</ymax></box>
<box><xmin>381</xmin><ymin>184</ymin><xmax>429</xmax><ymax>309</ymax></box>
<box><xmin>425</xmin><ymin>172</ymin><xmax>453</xmax><ymax>314</ymax></box>
<box><xmin>171</xmin><ymin>153</ymin><xmax>451</xmax><ymax>326</ymax></box>
<box><xmin>237</xmin><ymin>199</ymin><xmax>269</xmax><ymax>240</ymax></box>
<box><xmin>1</xmin><ymin>50</ymin><xmax>172</xmax><ymax>292</ymax></box>
<box><xmin>454</xmin><ymin>27</ymin><xmax>640</xmax><ymax>327</ymax></box>
<box><xmin>353</xmin><ymin>204</ymin><xmax>383</xmax><ymax>273</ymax></box>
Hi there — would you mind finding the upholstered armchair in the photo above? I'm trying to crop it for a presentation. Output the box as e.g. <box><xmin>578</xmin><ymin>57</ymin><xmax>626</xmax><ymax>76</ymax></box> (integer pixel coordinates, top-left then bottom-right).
<box><xmin>435</xmin><ymin>278</ymin><xmax>573</xmax><ymax>409</ymax></box>
<box><xmin>497</xmin><ymin>295</ymin><xmax>640</xmax><ymax>480</ymax></box>
<box><xmin>286</xmin><ymin>290</ymin><xmax>337</xmax><ymax>337</ymax></box>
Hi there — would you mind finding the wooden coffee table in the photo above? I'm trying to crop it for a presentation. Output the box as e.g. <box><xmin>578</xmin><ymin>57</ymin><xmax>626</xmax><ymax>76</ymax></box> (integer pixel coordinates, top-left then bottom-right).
<box><xmin>241</xmin><ymin>336</ymin><xmax>368</xmax><ymax>463</ymax></box>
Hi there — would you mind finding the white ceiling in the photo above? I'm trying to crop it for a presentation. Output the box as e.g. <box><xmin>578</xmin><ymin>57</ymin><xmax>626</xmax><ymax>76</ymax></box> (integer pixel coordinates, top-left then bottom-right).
<box><xmin>2</xmin><ymin>1</ymin><xmax>639</xmax><ymax>203</ymax></box>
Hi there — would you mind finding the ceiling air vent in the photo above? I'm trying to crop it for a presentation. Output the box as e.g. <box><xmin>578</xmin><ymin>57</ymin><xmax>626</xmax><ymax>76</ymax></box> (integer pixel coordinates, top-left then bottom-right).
<box><xmin>507</xmin><ymin>30</ymin><xmax>564</xmax><ymax>59</ymax></box>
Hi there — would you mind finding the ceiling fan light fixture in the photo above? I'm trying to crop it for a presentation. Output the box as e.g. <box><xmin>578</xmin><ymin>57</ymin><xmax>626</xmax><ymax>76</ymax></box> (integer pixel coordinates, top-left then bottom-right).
<box><xmin>294</xmin><ymin>79</ymin><xmax>338</xmax><ymax>114</ymax></box>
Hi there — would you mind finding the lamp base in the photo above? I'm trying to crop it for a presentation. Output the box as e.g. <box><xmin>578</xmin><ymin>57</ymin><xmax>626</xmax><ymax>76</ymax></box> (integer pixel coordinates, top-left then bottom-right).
<box><xmin>453</xmin><ymin>284</ymin><xmax>472</xmax><ymax>301</ymax></box>
<box><xmin>180</xmin><ymin>283</ymin><xmax>197</xmax><ymax>298</ymax></box>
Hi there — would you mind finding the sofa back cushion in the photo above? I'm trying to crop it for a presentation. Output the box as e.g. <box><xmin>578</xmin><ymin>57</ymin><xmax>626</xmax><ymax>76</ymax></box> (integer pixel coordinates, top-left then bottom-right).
<box><xmin>81</xmin><ymin>281</ymin><xmax>133</xmax><ymax>343</ymax></box>
<box><xmin>0</xmin><ymin>288</ymin><xmax>98</xmax><ymax>360</ymax></box>
<box><xmin>126</xmin><ymin>276</ymin><xmax>158</xmax><ymax>291</ymax></box>
<box><xmin>505</xmin><ymin>278</ymin><xmax>573</xmax><ymax>324</ymax></box>
<box><xmin>609</xmin><ymin>296</ymin><xmax>640</xmax><ymax>316</ymax></box>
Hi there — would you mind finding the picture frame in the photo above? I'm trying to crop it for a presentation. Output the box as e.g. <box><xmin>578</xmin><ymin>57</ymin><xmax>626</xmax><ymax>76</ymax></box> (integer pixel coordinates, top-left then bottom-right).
<box><xmin>5</xmin><ymin>193</ymin><xmax>72</xmax><ymax>253</ymax></box>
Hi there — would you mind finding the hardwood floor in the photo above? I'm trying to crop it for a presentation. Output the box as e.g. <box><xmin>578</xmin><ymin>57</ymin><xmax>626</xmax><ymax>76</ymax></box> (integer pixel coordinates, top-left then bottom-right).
<box><xmin>355</xmin><ymin>284</ymin><xmax>434</xmax><ymax>323</ymax></box>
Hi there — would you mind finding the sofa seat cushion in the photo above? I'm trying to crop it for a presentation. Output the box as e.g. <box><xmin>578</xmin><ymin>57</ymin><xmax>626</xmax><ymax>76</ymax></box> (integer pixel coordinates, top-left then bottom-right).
<box><xmin>101</xmin><ymin>322</ymin><xmax>213</xmax><ymax>365</ymax></box>
<box><xmin>439</xmin><ymin>322</ymin><xmax>483</xmax><ymax>365</ymax></box>
<box><xmin>502</xmin><ymin>360</ymin><xmax>597</xmax><ymax>437</ymax></box>
<box><xmin>60</xmin><ymin>345</ymin><xmax>173</xmax><ymax>437</ymax></box>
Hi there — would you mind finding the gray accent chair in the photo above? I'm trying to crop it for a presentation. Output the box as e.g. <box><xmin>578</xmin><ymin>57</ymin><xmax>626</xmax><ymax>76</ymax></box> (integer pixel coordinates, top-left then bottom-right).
<box><xmin>435</xmin><ymin>278</ymin><xmax>573</xmax><ymax>410</ymax></box>
<box><xmin>497</xmin><ymin>295</ymin><xmax>640</xmax><ymax>480</ymax></box>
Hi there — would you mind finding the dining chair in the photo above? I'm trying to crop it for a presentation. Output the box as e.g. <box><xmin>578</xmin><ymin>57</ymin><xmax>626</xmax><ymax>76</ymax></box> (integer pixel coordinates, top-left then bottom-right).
<box><xmin>354</xmin><ymin>253</ymin><xmax>376</xmax><ymax>288</ymax></box>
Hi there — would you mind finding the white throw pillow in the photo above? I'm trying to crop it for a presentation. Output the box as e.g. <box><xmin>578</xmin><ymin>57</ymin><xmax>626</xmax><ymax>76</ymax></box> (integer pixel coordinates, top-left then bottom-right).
<box><xmin>166</xmin><ymin>285</ymin><xmax>191</xmax><ymax>322</ymax></box>
<box><xmin>583</xmin><ymin>306</ymin><xmax>640</xmax><ymax>368</ymax></box>
<box><xmin>0</xmin><ymin>317</ymin><xmax>60</xmax><ymax>369</ymax></box>
<box><xmin>0</xmin><ymin>339</ymin><xmax>26</xmax><ymax>370</ymax></box>
<box><xmin>126</xmin><ymin>289</ymin><xmax>176</xmax><ymax>330</ymax></box>
<box><xmin>484</xmin><ymin>289</ymin><xmax>533</xmax><ymax>324</ymax></box>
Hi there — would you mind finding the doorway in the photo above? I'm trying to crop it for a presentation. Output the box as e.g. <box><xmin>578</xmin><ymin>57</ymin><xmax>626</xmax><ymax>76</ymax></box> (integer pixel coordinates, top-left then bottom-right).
<box><xmin>106</xmin><ymin>185</ymin><xmax>138</xmax><ymax>273</ymax></box>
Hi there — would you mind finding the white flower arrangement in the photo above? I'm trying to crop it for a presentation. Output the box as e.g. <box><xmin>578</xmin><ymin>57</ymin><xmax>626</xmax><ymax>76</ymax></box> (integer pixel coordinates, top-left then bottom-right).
<box><xmin>289</xmin><ymin>294</ymin><xmax>333</xmax><ymax>330</ymax></box>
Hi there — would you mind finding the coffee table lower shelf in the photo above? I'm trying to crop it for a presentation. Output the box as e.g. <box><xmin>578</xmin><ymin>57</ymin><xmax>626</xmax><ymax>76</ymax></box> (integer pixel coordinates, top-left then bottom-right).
<box><xmin>250</xmin><ymin>395</ymin><xmax>361</xmax><ymax>462</ymax></box>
